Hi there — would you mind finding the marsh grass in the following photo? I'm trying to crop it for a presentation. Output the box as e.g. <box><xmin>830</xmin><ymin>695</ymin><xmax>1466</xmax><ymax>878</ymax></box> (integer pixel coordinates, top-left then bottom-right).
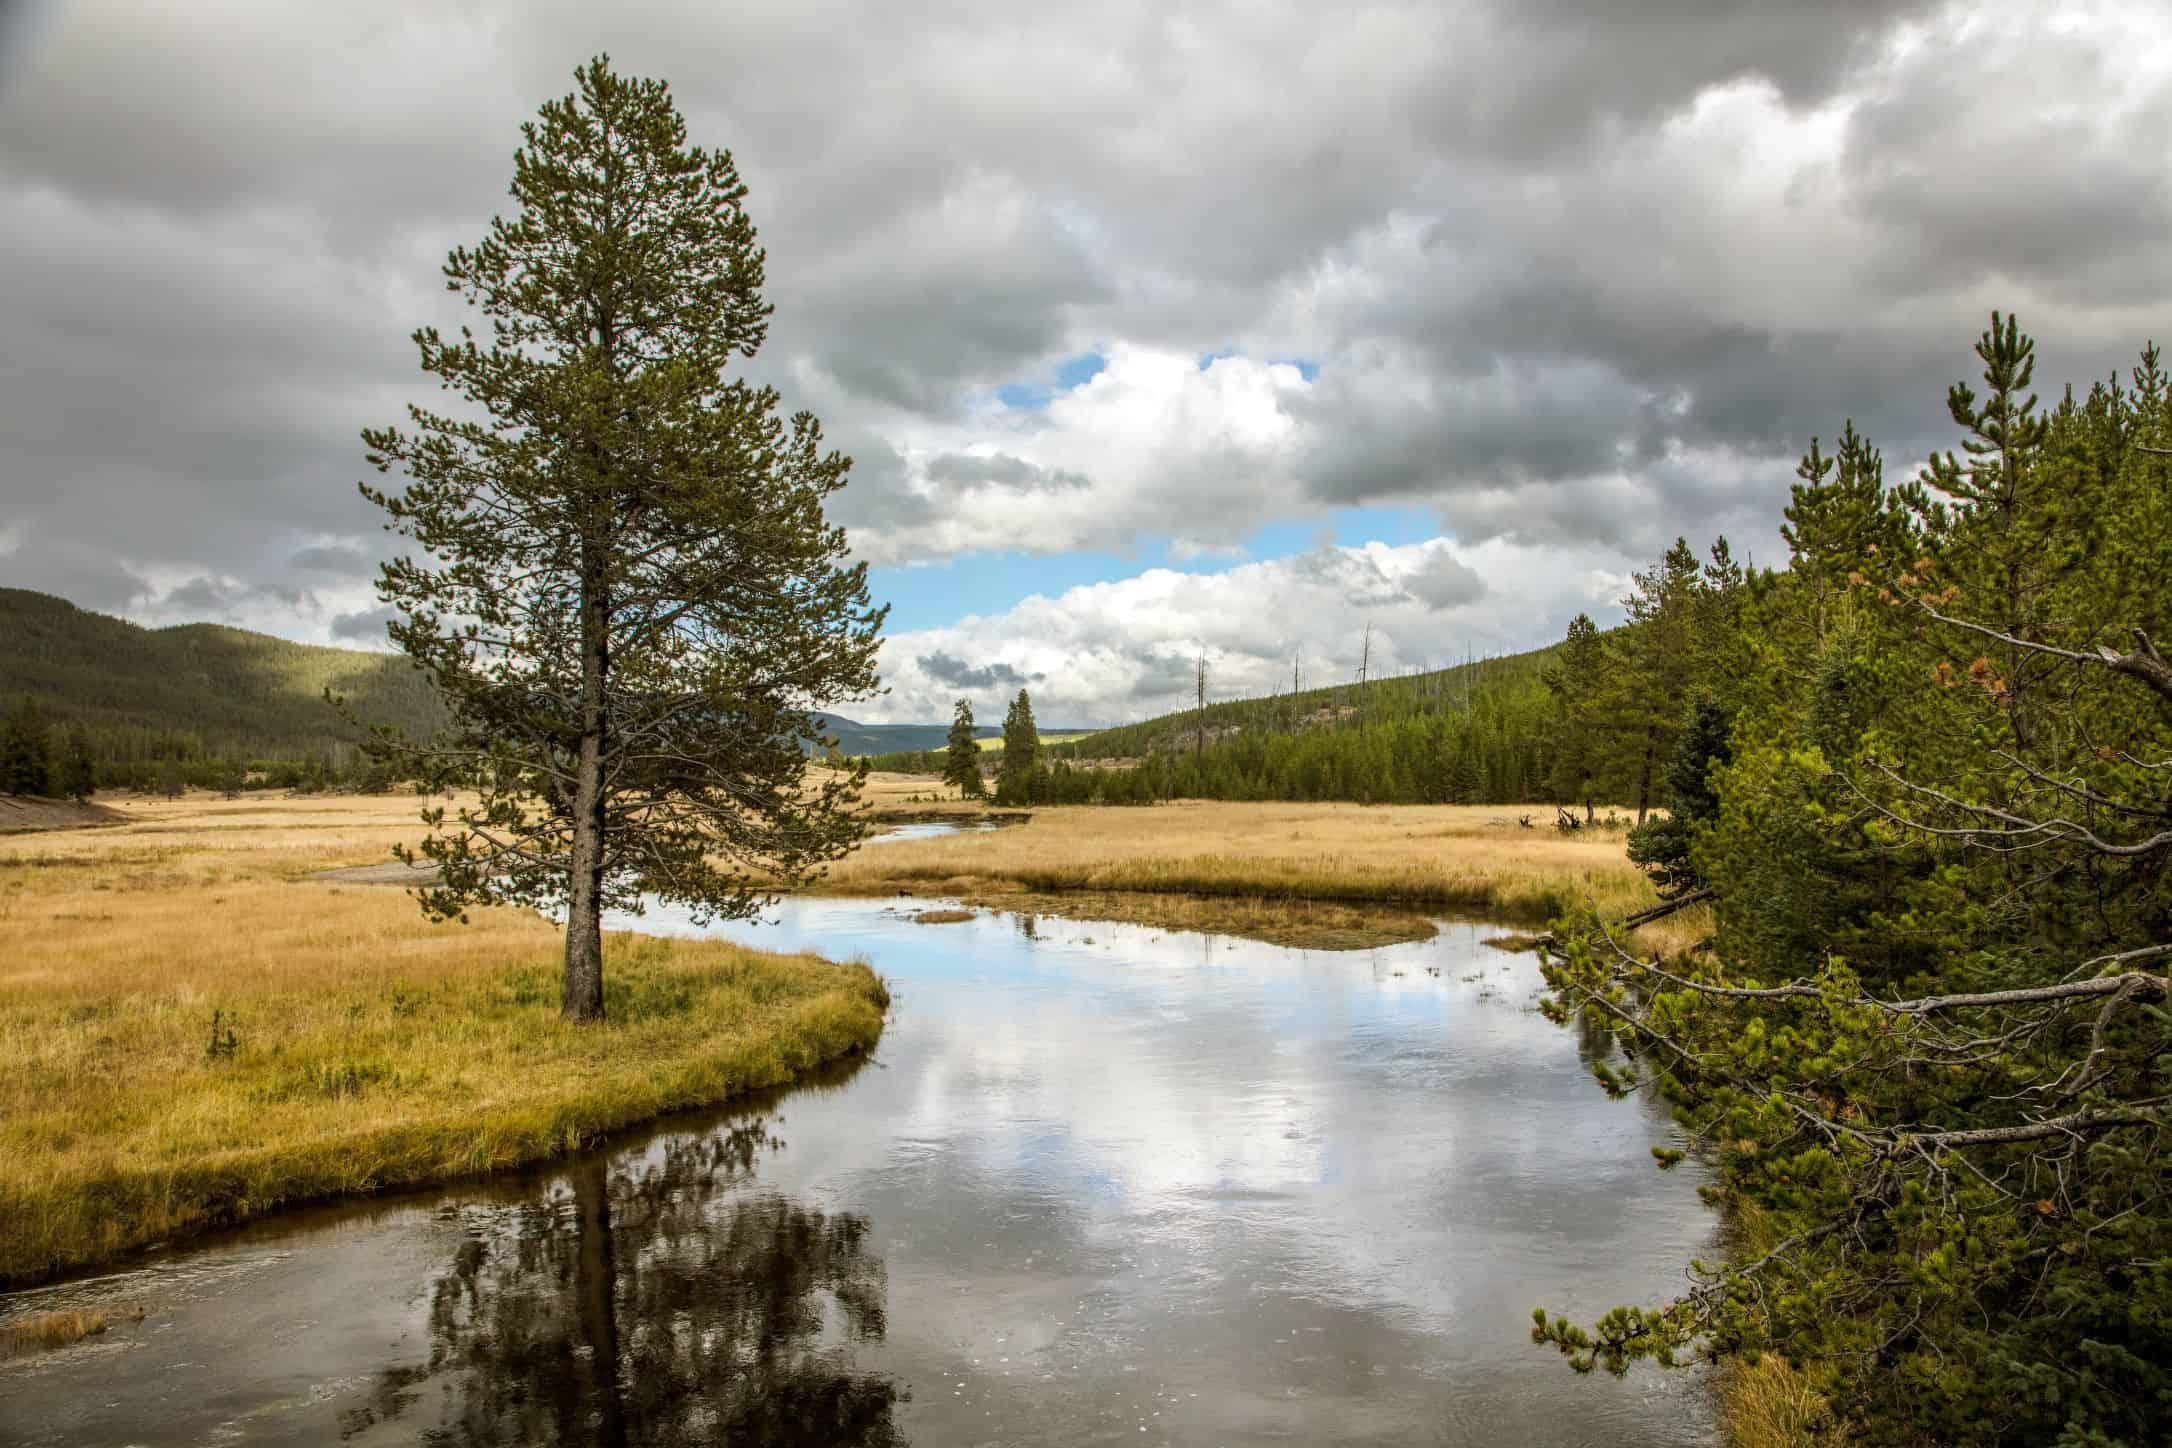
<box><xmin>1</xmin><ymin>1306</ymin><xmax>136</xmax><ymax>1354</ymax></box>
<box><xmin>1717</xmin><ymin>1355</ymin><xmax>1845</xmax><ymax>1448</ymax></box>
<box><xmin>817</xmin><ymin>799</ymin><xmax>1705</xmax><ymax>951</ymax></box>
<box><xmin>0</xmin><ymin>794</ymin><xmax>887</xmax><ymax>1286</ymax></box>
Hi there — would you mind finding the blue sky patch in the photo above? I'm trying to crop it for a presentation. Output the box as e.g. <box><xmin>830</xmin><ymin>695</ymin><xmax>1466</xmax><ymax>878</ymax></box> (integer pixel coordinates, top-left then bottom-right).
<box><xmin>992</xmin><ymin>351</ymin><xmax>1107</xmax><ymax>411</ymax></box>
<box><xmin>871</xmin><ymin>503</ymin><xmax>1448</xmax><ymax>631</ymax></box>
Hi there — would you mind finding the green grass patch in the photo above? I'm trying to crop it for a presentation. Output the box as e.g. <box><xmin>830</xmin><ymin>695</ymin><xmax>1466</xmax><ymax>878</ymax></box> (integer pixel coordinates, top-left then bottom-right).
<box><xmin>0</xmin><ymin>934</ymin><xmax>887</xmax><ymax>1286</ymax></box>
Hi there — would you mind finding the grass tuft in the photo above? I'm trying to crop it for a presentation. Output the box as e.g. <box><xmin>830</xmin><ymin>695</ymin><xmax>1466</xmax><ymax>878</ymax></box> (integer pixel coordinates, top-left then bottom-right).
<box><xmin>3</xmin><ymin>1306</ymin><xmax>141</xmax><ymax>1353</ymax></box>
<box><xmin>1717</xmin><ymin>1353</ymin><xmax>1845</xmax><ymax>1447</ymax></box>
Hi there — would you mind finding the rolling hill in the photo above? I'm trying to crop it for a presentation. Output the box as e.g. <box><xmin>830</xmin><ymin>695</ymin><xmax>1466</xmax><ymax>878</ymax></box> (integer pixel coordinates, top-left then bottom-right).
<box><xmin>860</xmin><ymin>643</ymin><xmax>1568</xmax><ymax>805</ymax></box>
<box><xmin>1043</xmin><ymin>642</ymin><xmax>1562</xmax><ymax>761</ymax></box>
<box><xmin>0</xmin><ymin>587</ymin><xmax>444</xmax><ymax>762</ymax></box>
<box><xmin>0</xmin><ymin>588</ymin><xmax>998</xmax><ymax>766</ymax></box>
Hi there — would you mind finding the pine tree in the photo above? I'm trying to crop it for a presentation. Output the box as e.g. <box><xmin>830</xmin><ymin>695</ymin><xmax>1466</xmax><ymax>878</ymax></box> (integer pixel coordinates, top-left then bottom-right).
<box><xmin>1599</xmin><ymin>539</ymin><xmax>1706</xmax><ymax>822</ymax></box>
<box><xmin>359</xmin><ymin>58</ymin><xmax>884</xmax><ymax>1022</ymax></box>
<box><xmin>1780</xmin><ymin>420</ymin><xmax>1903</xmax><ymax>647</ymax></box>
<box><xmin>0</xmin><ymin>699</ymin><xmax>52</xmax><ymax>796</ymax></box>
<box><xmin>997</xmin><ymin>689</ymin><xmax>1039</xmax><ymax>804</ymax></box>
<box><xmin>1910</xmin><ymin>311</ymin><xmax>2066</xmax><ymax>749</ymax></box>
<box><xmin>56</xmin><ymin>726</ymin><xmax>97</xmax><ymax>802</ymax></box>
<box><xmin>942</xmin><ymin>698</ymin><xmax>983</xmax><ymax>797</ymax></box>
<box><xmin>1623</xmin><ymin>692</ymin><xmax>1729</xmax><ymax>897</ymax></box>
<box><xmin>1543</xmin><ymin>613</ymin><xmax>1606</xmax><ymax>819</ymax></box>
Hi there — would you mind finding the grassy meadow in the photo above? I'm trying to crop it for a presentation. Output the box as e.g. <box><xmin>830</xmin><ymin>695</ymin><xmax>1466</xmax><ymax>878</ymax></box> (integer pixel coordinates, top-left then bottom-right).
<box><xmin>827</xmin><ymin>787</ymin><xmax>1703</xmax><ymax>952</ymax></box>
<box><xmin>0</xmin><ymin>793</ymin><xmax>886</xmax><ymax>1286</ymax></box>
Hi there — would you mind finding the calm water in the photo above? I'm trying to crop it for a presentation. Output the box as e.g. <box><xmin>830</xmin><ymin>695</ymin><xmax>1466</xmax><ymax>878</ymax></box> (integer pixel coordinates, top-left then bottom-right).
<box><xmin>860</xmin><ymin>821</ymin><xmax>999</xmax><ymax>846</ymax></box>
<box><xmin>0</xmin><ymin>899</ymin><xmax>1717</xmax><ymax>1446</ymax></box>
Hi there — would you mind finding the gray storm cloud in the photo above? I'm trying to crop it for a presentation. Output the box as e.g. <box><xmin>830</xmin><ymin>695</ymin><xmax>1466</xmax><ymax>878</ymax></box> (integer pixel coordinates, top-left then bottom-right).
<box><xmin>1</xmin><ymin>0</ymin><xmax>2166</xmax><ymax>715</ymax></box>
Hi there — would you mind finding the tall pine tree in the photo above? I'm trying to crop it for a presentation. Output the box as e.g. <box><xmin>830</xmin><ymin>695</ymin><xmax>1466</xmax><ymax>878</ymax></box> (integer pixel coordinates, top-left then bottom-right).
<box><xmin>942</xmin><ymin>698</ymin><xmax>983</xmax><ymax>797</ymax></box>
<box><xmin>360</xmin><ymin>59</ymin><xmax>884</xmax><ymax>1022</ymax></box>
<box><xmin>1598</xmin><ymin>539</ymin><xmax>1707</xmax><ymax>822</ymax></box>
<box><xmin>1543</xmin><ymin>613</ymin><xmax>1606</xmax><ymax>819</ymax></box>
<box><xmin>997</xmin><ymin>689</ymin><xmax>1039</xmax><ymax>804</ymax></box>
<box><xmin>0</xmin><ymin>700</ymin><xmax>52</xmax><ymax>796</ymax></box>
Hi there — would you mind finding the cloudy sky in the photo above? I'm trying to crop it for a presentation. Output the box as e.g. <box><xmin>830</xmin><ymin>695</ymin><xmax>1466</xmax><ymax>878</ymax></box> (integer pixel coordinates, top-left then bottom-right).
<box><xmin>2</xmin><ymin>1</ymin><xmax>2168</xmax><ymax>724</ymax></box>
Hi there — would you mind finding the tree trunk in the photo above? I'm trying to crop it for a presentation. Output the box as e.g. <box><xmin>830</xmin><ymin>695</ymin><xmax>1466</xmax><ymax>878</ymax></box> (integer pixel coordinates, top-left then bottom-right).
<box><xmin>1634</xmin><ymin>730</ymin><xmax>1656</xmax><ymax>825</ymax></box>
<box><xmin>564</xmin><ymin>539</ymin><xmax>609</xmax><ymax>1024</ymax></box>
<box><xmin>571</xmin><ymin>1158</ymin><xmax>627</xmax><ymax>1445</ymax></box>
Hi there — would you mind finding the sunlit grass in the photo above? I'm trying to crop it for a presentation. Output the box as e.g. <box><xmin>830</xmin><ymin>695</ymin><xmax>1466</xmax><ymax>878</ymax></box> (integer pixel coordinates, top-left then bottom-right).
<box><xmin>0</xmin><ymin>793</ymin><xmax>887</xmax><ymax>1285</ymax></box>
<box><xmin>972</xmin><ymin>731</ymin><xmax>1096</xmax><ymax>753</ymax></box>
<box><xmin>1717</xmin><ymin>1354</ymin><xmax>1844</xmax><ymax>1448</ymax></box>
<box><xmin>818</xmin><ymin>798</ymin><xmax>1700</xmax><ymax>947</ymax></box>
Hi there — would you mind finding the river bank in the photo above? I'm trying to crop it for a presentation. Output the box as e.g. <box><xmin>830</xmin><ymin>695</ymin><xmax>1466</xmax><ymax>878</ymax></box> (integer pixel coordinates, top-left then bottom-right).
<box><xmin>2</xmin><ymin>897</ymin><xmax>1719</xmax><ymax>1446</ymax></box>
<box><xmin>0</xmin><ymin>803</ymin><xmax>887</xmax><ymax>1287</ymax></box>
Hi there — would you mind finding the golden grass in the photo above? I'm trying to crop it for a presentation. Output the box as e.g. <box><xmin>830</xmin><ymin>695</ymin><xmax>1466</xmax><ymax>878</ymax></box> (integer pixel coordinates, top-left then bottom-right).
<box><xmin>0</xmin><ymin>791</ymin><xmax>887</xmax><ymax>1286</ymax></box>
<box><xmin>2</xmin><ymin>1305</ymin><xmax>142</xmax><ymax>1354</ymax></box>
<box><xmin>1717</xmin><ymin>1355</ymin><xmax>1846</xmax><ymax>1447</ymax></box>
<box><xmin>909</xmin><ymin>907</ymin><xmax>977</xmax><ymax>925</ymax></box>
<box><xmin>851</xmin><ymin>771</ymin><xmax>1001</xmax><ymax>816</ymax></box>
<box><xmin>973</xmin><ymin>731</ymin><xmax>1095</xmax><ymax>753</ymax></box>
<box><xmin>817</xmin><ymin>799</ymin><xmax>1705</xmax><ymax>949</ymax></box>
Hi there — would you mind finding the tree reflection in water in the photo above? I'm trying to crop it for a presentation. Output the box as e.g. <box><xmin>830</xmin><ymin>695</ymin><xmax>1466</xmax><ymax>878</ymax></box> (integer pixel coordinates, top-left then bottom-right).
<box><xmin>345</xmin><ymin>1120</ymin><xmax>903</xmax><ymax>1446</ymax></box>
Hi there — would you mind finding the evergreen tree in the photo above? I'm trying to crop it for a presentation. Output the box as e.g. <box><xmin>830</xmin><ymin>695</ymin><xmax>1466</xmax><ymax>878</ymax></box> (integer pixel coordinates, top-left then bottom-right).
<box><xmin>1598</xmin><ymin>539</ymin><xmax>1707</xmax><ymax>822</ymax></box>
<box><xmin>1780</xmin><ymin>420</ymin><xmax>1903</xmax><ymax>647</ymax></box>
<box><xmin>1623</xmin><ymin>693</ymin><xmax>1729</xmax><ymax>898</ymax></box>
<box><xmin>55</xmin><ymin>726</ymin><xmax>97</xmax><ymax>802</ymax></box>
<box><xmin>997</xmin><ymin>689</ymin><xmax>1039</xmax><ymax>804</ymax></box>
<box><xmin>1543</xmin><ymin>613</ymin><xmax>1606</xmax><ymax>819</ymax></box>
<box><xmin>942</xmin><ymin>698</ymin><xmax>983</xmax><ymax>797</ymax></box>
<box><xmin>359</xmin><ymin>58</ymin><xmax>884</xmax><ymax>1022</ymax></box>
<box><xmin>1909</xmin><ymin>311</ymin><xmax>2067</xmax><ymax>749</ymax></box>
<box><xmin>0</xmin><ymin>699</ymin><xmax>52</xmax><ymax>796</ymax></box>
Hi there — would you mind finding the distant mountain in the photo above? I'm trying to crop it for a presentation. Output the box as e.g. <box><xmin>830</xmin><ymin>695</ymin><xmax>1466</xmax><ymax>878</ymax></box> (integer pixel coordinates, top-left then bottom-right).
<box><xmin>0</xmin><ymin>588</ymin><xmax>445</xmax><ymax>761</ymax></box>
<box><xmin>0</xmin><ymin>588</ymin><xmax>1023</xmax><ymax>765</ymax></box>
<box><xmin>809</xmin><ymin>713</ymin><xmax>998</xmax><ymax>756</ymax></box>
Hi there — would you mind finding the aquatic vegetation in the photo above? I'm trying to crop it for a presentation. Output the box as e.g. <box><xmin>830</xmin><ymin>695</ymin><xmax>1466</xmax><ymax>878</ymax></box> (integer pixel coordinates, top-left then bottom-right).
<box><xmin>2</xmin><ymin>1305</ymin><xmax>140</xmax><ymax>1354</ymax></box>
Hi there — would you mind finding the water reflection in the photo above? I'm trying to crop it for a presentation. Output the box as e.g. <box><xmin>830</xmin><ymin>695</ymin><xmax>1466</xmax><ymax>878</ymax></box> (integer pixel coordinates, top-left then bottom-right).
<box><xmin>1</xmin><ymin>900</ymin><xmax>1717</xmax><ymax>1448</ymax></box>
<box><xmin>341</xmin><ymin>1124</ymin><xmax>902</xmax><ymax>1447</ymax></box>
<box><xmin>862</xmin><ymin>821</ymin><xmax>994</xmax><ymax>846</ymax></box>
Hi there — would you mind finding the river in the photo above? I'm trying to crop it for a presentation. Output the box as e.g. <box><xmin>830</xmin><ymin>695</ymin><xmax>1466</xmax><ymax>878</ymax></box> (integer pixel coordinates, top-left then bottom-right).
<box><xmin>0</xmin><ymin>894</ymin><xmax>1718</xmax><ymax>1446</ymax></box>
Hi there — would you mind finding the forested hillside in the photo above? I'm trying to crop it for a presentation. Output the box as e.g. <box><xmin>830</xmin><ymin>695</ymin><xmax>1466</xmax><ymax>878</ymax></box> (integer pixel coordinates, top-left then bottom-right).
<box><xmin>0</xmin><ymin>588</ymin><xmax>444</xmax><ymax>774</ymax></box>
<box><xmin>867</xmin><ymin>645</ymin><xmax>1566</xmax><ymax>804</ymax></box>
